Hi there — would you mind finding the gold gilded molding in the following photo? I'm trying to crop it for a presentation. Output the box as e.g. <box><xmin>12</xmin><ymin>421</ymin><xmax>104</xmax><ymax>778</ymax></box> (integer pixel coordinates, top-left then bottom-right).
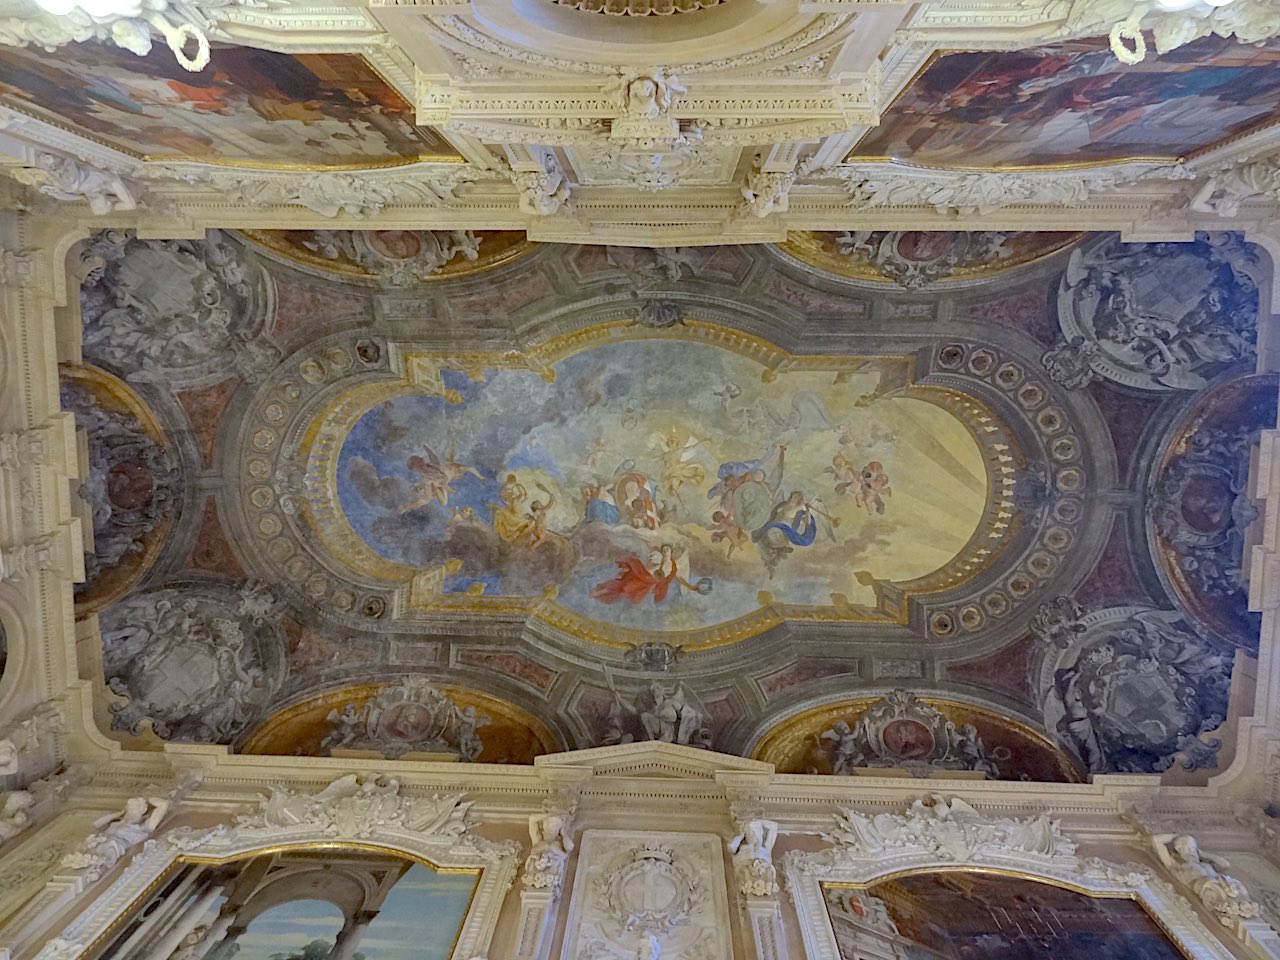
<box><xmin>753</xmin><ymin>696</ymin><xmax>1083</xmax><ymax>782</ymax></box>
<box><xmin>779</xmin><ymin>231</ymin><xmax>1085</xmax><ymax>285</ymax></box>
<box><xmin>239</xmin><ymin>681</ymin><xmax>560</xmax><ymax>763</ymax></box>
<box><xmin>237</xmin><ymin>230</ymin><xmax>535</xmax><ymax>283</ymax></box>
<box><xmin>61</xmin><ymin>363</ymin><xmax>175</xmax><ymax>616</ymax></box>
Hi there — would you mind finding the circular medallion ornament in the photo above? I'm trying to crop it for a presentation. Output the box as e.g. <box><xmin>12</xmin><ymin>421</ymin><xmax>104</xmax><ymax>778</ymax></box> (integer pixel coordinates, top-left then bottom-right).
<box><xmin>607</xmin><ymin>846</ymin><xmax>698</xmax><ymax>935</ymax></box>
<box><xmin>881</xmin><ymin>717</ymin><xmax>936</xmax><ymax>759</ymax></box>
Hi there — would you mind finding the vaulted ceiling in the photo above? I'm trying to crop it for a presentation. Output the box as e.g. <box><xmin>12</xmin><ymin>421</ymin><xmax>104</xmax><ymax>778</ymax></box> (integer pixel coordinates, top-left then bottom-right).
<box><xmin>60</xmin><ymin>226</ymin><xmax>1273</xmax><ymax>781</ymax></box>
<box><xmin>0</xmin><ymin>0</ymin><xmax>1274</xmax><ymax>784</ymax></box>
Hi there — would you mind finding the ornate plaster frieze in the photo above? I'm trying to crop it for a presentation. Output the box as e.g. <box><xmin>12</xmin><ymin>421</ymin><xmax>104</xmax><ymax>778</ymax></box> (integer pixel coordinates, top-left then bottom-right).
<box><xmin>824</xmin><ymin>159</ymin><xmax>1172</xmax><ymax>217</ymax></box>
<box><xmin>809</xmin><ymin>794</ymin><xmax>1078</xmax><ymax>867</ymax></box>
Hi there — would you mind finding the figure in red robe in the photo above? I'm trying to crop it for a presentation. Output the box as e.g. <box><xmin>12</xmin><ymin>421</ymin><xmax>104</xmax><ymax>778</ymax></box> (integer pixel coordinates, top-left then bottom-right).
<box><xmin>592</xmin><ymin>545</ymin><xmax>680</xmax><ymax>605</ymax></box>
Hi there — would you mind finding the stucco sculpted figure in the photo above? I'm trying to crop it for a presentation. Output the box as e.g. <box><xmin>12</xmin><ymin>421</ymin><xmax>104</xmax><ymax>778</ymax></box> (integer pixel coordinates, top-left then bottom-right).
<box><xmin>1151</xmin><ymin>834</ymin><xmax>1260</xmax><ymax>926</ymax></box>
<box><xmin>605</xmin><ymin>69</ymin><xmax>690</xmax><ymax>150</ymax></box>
<box><xmin>0</xmin><ymin>700</ymin><xmax>63</xmax><ymax>775</ymax></box>
<box><xmin>513</xmin><ymin>160</ymin><xmax>572</xmax><ymax>216</ymax></box>
<box><xmin>61</xmin><ymin>795</ymin><xmax>171</xmax><ymax>880</ymax></box>
<box><xmin>606</xmin><ymin>70</ymin><xmax>685</xmax><ymax>121</ymax></box>
<box><xmin>0</xmin><ymin>790</ymin><xmax>34</xmax><ymax>843</ymax></box>
<box><xmin>523</xmin><ymin>807</ymin><xmax>576</xmax><ymax>895</ymax></box>
<box><xmin>741</xmin><ymin>169</ymin><xmax>796</xmax><ymax>218</ymax></box>
<box><xmin>17</xmin><ymin>153</ymin><xmax>138</xmax><ymax>215</ymax></box>
<box><xmin>727</xmin><ymin>818</ymin><xmax>779</xmax><ymax>897</ymax></box>
<box><xmin>1189</xmin><ymin>159</ymin><xmax>1280</xmax><ymax>218</ymax></box>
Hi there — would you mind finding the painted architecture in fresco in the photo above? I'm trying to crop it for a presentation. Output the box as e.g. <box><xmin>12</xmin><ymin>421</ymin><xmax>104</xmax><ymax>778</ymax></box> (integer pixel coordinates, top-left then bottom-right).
<box><xmin>0</xmin><ymin>41</ymin><xmax>458</xmax><ymax>164</ymax></box>
<box><xmin>851</xmin><ymin>37</ymin><xmax>1280</xmax><ymax>167</ymax></box>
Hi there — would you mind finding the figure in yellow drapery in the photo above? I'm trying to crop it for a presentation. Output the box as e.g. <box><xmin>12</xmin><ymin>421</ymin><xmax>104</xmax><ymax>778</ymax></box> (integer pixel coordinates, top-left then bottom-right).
<box><xmin>652</xmin><ymin>430</ymin><xmax>709</xmax><ymax>506</ymax></box>
<box><xmin>492</xmin><ymin>474</ymin><xmax>532</xmax><ymax>543</ymax></box>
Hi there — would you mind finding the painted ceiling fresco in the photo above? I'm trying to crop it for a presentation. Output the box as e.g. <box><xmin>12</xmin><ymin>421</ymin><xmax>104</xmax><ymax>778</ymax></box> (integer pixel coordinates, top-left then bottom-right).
<box><xmin>62</xmin><ymin>226</ymin><xmax>1275</xmax><ymax>783</ymax></box>
<box><xmin>0</xmin><ymin>42</ymin><xmax>459</xmax><ymax>164</ymax></box>
<box><xmin>849</xmin><ymin>36</ymin><xmax>1280</xmax><ymax>167</ymax></box>
<box><xmin>326</xmin><ymin>334</ymin><xmax>989</xmax><ymax>644</ymax></box>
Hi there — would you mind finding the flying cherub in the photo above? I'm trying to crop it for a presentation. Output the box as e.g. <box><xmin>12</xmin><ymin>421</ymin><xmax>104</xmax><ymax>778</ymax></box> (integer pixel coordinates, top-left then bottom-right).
<box><xmin>400</xmin><ymin>445</ymin><xmax>483</xmax><ymax>513</ymax></box>
<box><xmin>854</xmin><ymin>461</ymin><xmax>891</xmax><ymax>515</ymax></box>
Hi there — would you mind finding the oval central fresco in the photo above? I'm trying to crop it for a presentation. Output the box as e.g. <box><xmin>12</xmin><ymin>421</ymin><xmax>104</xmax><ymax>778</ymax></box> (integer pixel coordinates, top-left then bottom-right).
<box><xmin>313</xmin><ymin>325</ymin><xmax>994</xmax><ymax>645</ymax></box>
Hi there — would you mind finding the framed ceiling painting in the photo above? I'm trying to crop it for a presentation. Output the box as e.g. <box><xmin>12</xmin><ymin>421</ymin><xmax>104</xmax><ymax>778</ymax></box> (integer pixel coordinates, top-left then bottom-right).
<box><xmin>0</xmin><ymin>41</ymin><xmax>460</xmax><ymax>167</ymax></box>
<box><xmin>849</xmin><ymin>37</ymin><xmax>1280</xmax><ymax>169</ymax></box>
